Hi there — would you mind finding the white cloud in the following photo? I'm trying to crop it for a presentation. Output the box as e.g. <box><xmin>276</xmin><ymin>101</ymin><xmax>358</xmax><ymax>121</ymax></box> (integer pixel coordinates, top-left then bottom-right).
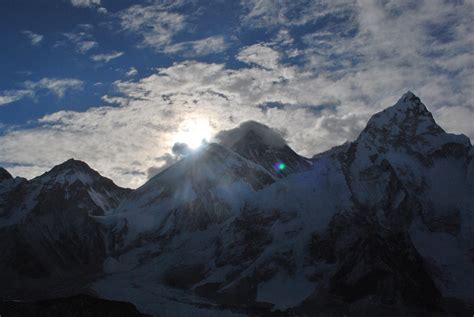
<box><xmin>62</xmin><ymin>25</ymin><xmax>99</xmax><ymax>54</ymax></box>
<box><xmin>126</xmin><ymin>67</ymin><xmax>138</xmax><ymax>77</ymax></box>
<box><xmin>24</xmin><ymin>78</ymin><xmax>84</xmax><ymax>98</ymax></box>
<box><xmin>0</xmin><ymin>78</ymin><xmax>82</xmax><ymax>106</ymax></box>
<box><xmin>0</xmin><ymin>90</ymin><xmax>33</xmax><ymax>106</ymax></box>
<box><xmin>118</xmin><ymin>4</ymin><xmax>185</xmax><ymax>50</ymax></box>
<box><xmin>21</xmin><ymin>30</ymin><xmax>43</xmax><ymax>46</ymax></box>
<box><xmin>0</xmin><ymin>0</ymin><xmax>472</xmax><ymax>189</ymax></box>
<box><xmin>97</xmin><ymin>7</ymin><xmax>107</xmax><ymax>14</ymax></box>
<box><xmin>164</xmin><ymin>36</ymin><xmax>228</xmax><ymax>56</ymax></box>
<box><xmin>236</xmin><ymin>43</ymin><xmax>281</xmax><ymax>69</ymax></box>
<box><xmin>241</xmin><ymin>0</ymin><xmax>353</xmax><ymax>28</ymax></box>
<box><xmin>91</xmin><ymin>52</ymin><xmax>124</xmax><ymax>63</ymax></box>
<box><xmin>70</xmin><ymin>0</ymin><xmax>100</xmax><ymax>8</ymax></box>
<box><xmin>77</xmin><ymin>40</ymin><xmax>98</xmax><ymax>53</ymax></box>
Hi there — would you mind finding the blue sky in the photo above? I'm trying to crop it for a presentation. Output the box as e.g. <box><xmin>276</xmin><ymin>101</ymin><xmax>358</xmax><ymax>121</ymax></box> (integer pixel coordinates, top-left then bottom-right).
<box><xmin>0</xmin><ymin>0</ymin><xmax>473</xmax><ymax>187</ymax></box>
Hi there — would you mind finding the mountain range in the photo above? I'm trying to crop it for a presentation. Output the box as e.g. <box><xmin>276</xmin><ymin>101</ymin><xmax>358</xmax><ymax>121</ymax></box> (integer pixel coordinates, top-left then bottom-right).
<box><xmin>0</xmin><ymin>92</ymin><xmax>473</xmax><ymax>316</ymax></box>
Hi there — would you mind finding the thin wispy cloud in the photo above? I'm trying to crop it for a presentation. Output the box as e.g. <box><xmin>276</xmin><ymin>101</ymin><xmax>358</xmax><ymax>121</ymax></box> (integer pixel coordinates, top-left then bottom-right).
<box><xmin>91</xmin><ymin>52</ymin><xmax>124</xmax><ymax>63</ymax></box>
<box><xmin>0</xmin><ymin>90</ymin><xmax>33</xmax><ymax>106</ymax></box>
<box><xmin>77</xmin><ymin>40</ymin><xmax>98</xmax><ymax>53</ymax></box>
<box><xmin>24</xmin><ymin>78</ymin><xmax>84</xmax><ymax>98</ymax></box>
<box><xmin>126</xmin><ymin>67</ymin><xmax>138</xmax><ymax>77</ymax></box>
<box><xmin>21</xmin><ymin>30</ymin><xmax>43</xmax><ymax>45</ymax></box>
<box><xmin>164</xmin><ymin>36</ymin><xmax>228</xmax><ymax>56</ymax></box>
<box><xmin>70</xmin><ymin>0</ymin><xmax>100</xmax><ymax>7</ymax></box>
<box><xmin>0</xmin><ymin>78</ymin><xmax>82</xmax><ymax>106</ymax></box>
<box><xmin>118</xmin><ymin>4</ymin><xmax>185</xmax><ymax>50</ymax></box>
<box><xmin>69</xmin><ymin>0</ymin><xmax>107</xmax><ymax>13</ymax></box>
<box><xmin>61</xmin><ymin>24</ymin><xmax>99</xmax><ymax>54</ymax></box>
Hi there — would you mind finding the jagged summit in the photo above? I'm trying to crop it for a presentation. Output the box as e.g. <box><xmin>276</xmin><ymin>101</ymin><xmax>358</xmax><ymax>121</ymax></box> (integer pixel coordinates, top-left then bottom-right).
<box><xmin>0</xmin><ymin>167</ymin><xmax>12</xmax><ymax>182</ymax></box>
<box><xmin>398</xmin><ymin>90</ymin><xmax>426</xmax><ymax>110</ymax></box>
<box><xmin>361</xmin><ymin>91</ymin><xmax>440</xmax><ymax>136</ymax></box>
<box><xmin>356</xmin><ymin>92</ymin><xmax>470</xmax><ymax>156</ymax></box>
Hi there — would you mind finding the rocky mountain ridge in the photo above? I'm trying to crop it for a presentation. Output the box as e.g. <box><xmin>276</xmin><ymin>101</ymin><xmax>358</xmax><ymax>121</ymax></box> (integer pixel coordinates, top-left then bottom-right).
<box><xmin>0</xmin><ymin>92</ymin><xmax>473</xmax><ymax>316</ymax></box>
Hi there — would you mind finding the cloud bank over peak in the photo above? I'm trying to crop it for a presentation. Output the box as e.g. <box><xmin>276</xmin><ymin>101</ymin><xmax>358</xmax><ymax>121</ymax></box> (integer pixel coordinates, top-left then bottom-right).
<box><xmin>0</xmin><ymin>0</ymin><xmax>472</xmax><ymax>188</ymax></box>
<box><xmin>216</xmin><ymin>121</ymin><xmax>288</xmax><ymax>149</ymax></box>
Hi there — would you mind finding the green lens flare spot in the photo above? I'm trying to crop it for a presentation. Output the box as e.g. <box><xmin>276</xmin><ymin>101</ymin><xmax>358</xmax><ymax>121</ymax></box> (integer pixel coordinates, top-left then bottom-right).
<box><xmin>278</xmin><ymin>163</ymin><xmax>286</xmax><ymax>170</ymax></box>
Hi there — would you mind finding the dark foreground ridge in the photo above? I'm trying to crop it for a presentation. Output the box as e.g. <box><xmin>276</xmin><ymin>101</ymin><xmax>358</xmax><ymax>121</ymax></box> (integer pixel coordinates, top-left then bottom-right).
<box><xmin>0</xmin><ymin>294</ymin><xmax>149</xmax><ymax>317</ymax></box>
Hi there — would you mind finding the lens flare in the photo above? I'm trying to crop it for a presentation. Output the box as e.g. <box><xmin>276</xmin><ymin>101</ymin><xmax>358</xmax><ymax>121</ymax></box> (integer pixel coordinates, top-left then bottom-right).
<box><xmin>273</xmin><ymin>161</ymin><xmax>286</xmax><ymax>172</ymax></box>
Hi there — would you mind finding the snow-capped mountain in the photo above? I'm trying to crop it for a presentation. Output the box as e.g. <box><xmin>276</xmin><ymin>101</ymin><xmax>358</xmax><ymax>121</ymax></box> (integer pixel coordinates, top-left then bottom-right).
<box><xmin>216</xmin><ymin>121</ymin><xmax>312</xmax><ymax>177</ymax></box>
<box><xmin>0</xmin><ymin>92</ymin><xmax>472</xmax><ymax>316</ymax></box>
<box><xmin>0</xmin><ymin>159</ymin><xmax>130</xmax><ymax>299</ymax></box>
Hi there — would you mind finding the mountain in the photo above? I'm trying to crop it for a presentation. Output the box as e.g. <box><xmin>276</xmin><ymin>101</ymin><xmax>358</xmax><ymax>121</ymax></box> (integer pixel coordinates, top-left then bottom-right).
<box><xmin>1</xmin><ymin>92</ymin><xmax>473</xmax><ymax>316</ymax></box>
<box><xmin>0</xmin><ymin>167</ymin><xmax>13</xmax><ymax>182</ymax></box>
<box><xmin>0</xmin><ymin>294</ymin><xmax>148</xmax><ymax>317</ymax></box>
<box><xmin>107</xmin><ymin>143</ymin><xmax>275</xmax><ymax>250</ymax></box>
<box><xmin>216</xmin><ymin>121</ymin><xmax>312</xmax><ymax>176</ymax></box>
<box><xmin>0</xmin><ymin>159</ymin><xmax>130</xmax><ymax>299</ymax></box>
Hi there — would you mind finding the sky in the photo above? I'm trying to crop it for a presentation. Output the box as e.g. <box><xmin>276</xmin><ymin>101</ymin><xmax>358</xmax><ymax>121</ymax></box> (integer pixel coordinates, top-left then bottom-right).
<box><xmin>0</xmin><ymin>0</ymin><xmax>473</xmax><ymax>188</ymax></box>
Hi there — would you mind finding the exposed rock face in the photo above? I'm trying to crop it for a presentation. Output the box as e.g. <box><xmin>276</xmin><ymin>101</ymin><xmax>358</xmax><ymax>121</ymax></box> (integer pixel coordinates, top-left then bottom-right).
<box><xmin>1</xmin><ymin>92</ymin><xmax>473</xmax><ymax>316</ymax></box>
<box><xmin>0</xmin><ymin>167</ymin><xmax>13</xmax><ymax>182</ymax></box>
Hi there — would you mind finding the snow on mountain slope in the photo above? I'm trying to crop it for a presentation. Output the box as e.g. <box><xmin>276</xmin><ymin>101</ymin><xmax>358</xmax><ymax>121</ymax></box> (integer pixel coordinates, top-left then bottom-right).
<box><xmin>0</xmin><ymin>159</ymin><xmax>131</xmax><ymax>298</ymax></box>
<box><xmin>2</xmin><ymin>92</ymin><xmax>473</xmax><ymax>316</ymax></box>
<box><xmin>216</xmin><ymin>121</ymin><xmax>312</xmax><ymax>177</ymax></box>
<box><xmin>94</xmin><ymin>92</ymin><xmax>473</xmax><ymax>316</ymax></box>
<box><xmin>107</xmin><ymin>143</ymin><xmax>275</xmax><ymax>248</ymax></box>
<box><xmin>338</xmin><ymin>92</ymin><xmax>474</xmax><ymax>303</ymax></box>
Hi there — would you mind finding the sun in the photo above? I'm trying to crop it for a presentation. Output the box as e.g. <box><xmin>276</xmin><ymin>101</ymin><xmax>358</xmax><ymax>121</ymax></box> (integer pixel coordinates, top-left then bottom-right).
<box><xmin>174</xmin><ymin>119</ymin><xmax>213</xmax><ymax>149</ymax></box>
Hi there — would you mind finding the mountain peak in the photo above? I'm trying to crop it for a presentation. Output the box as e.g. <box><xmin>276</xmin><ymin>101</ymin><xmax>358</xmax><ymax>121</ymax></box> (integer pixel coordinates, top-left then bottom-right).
<box><xmin>356</xmin><ymin>91</ymin><xmax>471</xmax><ymax>157</ymax></box>
<box><xmin>216</xmin><ymin>121</ymin><xmax>311</xmax><ymax>176</ymax></box>
<box><xmin>55</xmin><ymin>158</ymin><xmax>91</xmax><ymax>170</ymax></box>
<box><xmin>216</xmin><ymin>120</ymin><xmax>287</xmax><ymax>150</ymax></box>
<box><xmin>394</xmin><ymin>91</ymin><xmax>427</xmax><ymax>112</ymax></box>
<box><xmin>36</xmin><ymin>158</ymin><xmax>102</xmax><ymax>186</ymax></box>
<box><xmin>359</xmin><ymin>92</ymin><xmax>442</xmax><ymax>141</ymax></box>
<box><xmin>0</xmin><ymin>167</ymin><xmax>13</xmax><ymax>182</ymax></box>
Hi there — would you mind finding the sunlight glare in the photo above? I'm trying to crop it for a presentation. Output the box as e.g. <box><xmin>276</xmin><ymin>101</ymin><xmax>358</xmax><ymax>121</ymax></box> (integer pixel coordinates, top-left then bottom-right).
<box><xmin>175</xmin><ymin>119</ymin><xmax>213</xmax><ymax>149</ymax></box>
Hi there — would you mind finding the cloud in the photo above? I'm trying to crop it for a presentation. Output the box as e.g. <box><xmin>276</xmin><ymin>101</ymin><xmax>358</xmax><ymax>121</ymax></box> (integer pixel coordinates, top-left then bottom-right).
<box><xmin>165</xmin><ymin>36</ymin><xmax>228</xmax><ymax>56</ymax></box>
<box><xmin>172</xmin><ymin>142</ymin><xmax>192</xmax><ymax>157</ymax></box>
<box><xmin>69</xmin><ymin>0</ymin><xmax>106</xmax><ymax>13</ymax></box>
<box><xmin>0</xmin><ymin>78</ymin><xmax>83</xmax><ymax>106</ymax></box>
<box><xmin>91</xmin><ymin>52</ymin><xmax>124</xmax><ymax>63</ymax></box>
<box><xmin>70</xmin><ymin>0</ymin><xmax>100</xmax><ymax>8</ymax></box>
<box><xmin>117</xmin><ymin>2</ymin><xmax>225</xmax><ymax>56</ymax></box>
<box><xmin>236</xmin><ymin>43</ymin><xmax>280</xmax><ymax>69</ymax></box>
<box><xmin>0</xmin><ymin>0</ymin><xmax>472</xmax><ymax>189</ymax></box>
<box><xmin>215</xmin><ymin>121</ymin><xmax>288</xmax><ymax>148</ymax></box>
<box><xmin>21</xmin><ymin>30</ymin><xmax>43</xmax><ymax>45</ymax></box>
<box><xmin>0</xmin><ymin>90</ymin><xmax>33</xmax><ymax>106</ymax></box>
<box><xmin>24</xmin><ymin>78</ymin><xmax>84</xmax><ymax>98</ymax></box>
<box><xmin>126</xmin><ymin>67</ymin><xmax>138</xmax><ymax>77</ymax></box>
<box><xmin>241</xmin><ymin>0</ymin><xmax>353</xmax><ymax>28</ymax></box>
<box><xmin>118</xmin><ymin>4</ymin><xmax>185</xmax><ymax>51</ymax></box>
<box><xmin>61</xmin><ymin>25</ymin><xmax>98</xmax><ymax>54</ymax></box>
<box><xmin>77</xmin><ymin>40</ymin><xmax>98</xmax><ymax>53</ymax></box>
